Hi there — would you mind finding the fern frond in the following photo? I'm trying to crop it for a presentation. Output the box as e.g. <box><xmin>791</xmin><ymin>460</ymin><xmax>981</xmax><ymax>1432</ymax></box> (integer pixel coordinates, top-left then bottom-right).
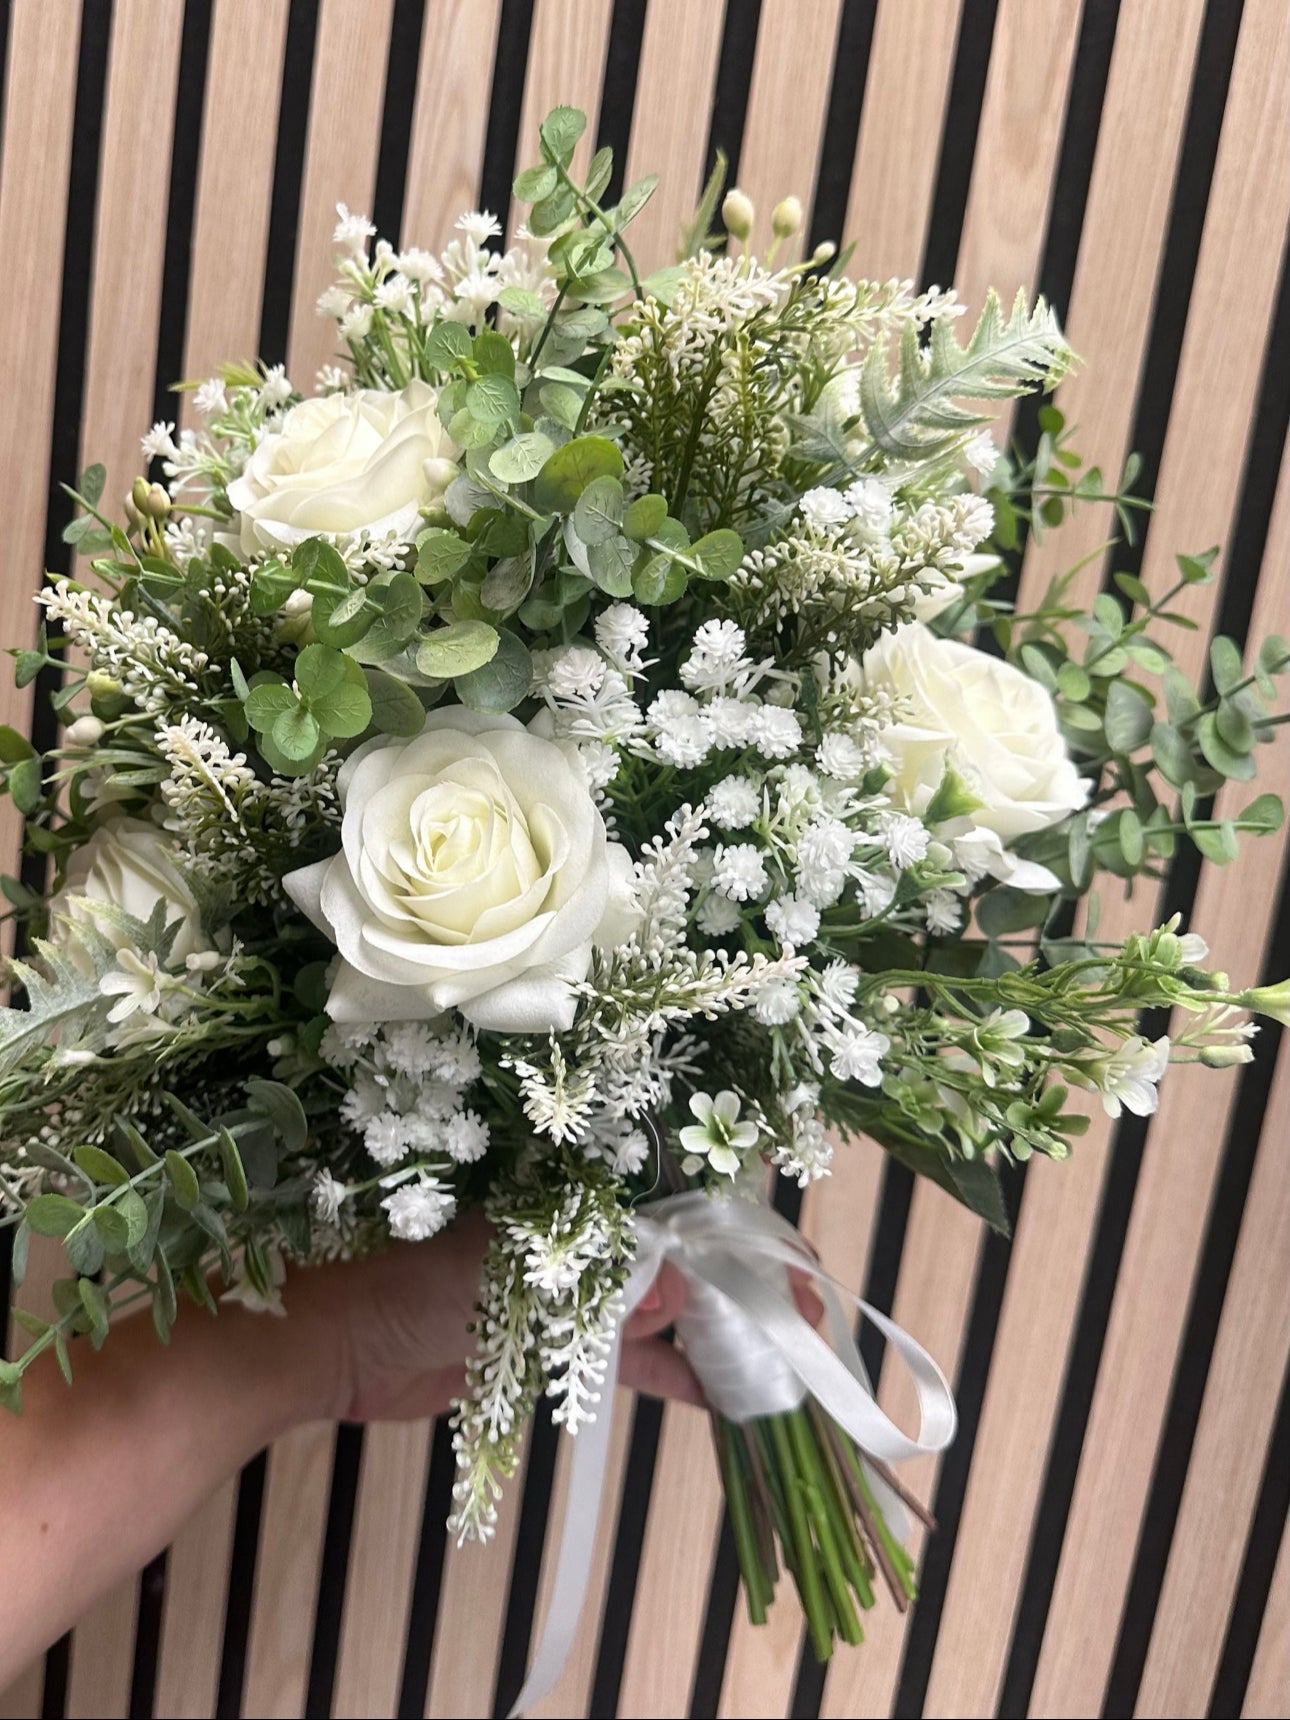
<box><xmin>860</xmin><ymin>288</ymin><xmax>1074</xmax><ymax>462</ymax></box>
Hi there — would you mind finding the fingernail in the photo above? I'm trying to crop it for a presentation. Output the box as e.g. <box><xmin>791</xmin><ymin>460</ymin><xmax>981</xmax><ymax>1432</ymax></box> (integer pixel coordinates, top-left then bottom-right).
<box><xmin>638</xmin><ymin>1286</ymin><xmax>661</xmax><ymax>1312</ymax></box>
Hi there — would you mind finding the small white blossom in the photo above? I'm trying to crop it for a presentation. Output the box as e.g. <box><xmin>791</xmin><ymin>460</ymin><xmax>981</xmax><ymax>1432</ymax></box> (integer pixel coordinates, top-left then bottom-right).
<box><xmin>317</xmin><ymin>284</ymin><xmax>352</xmax><ymax>320</ymax></box>
<box><xmin>383</xmin><ymin>1173</ymin><xmax>457</xmax><ymax>1241</ymax></box>
<box><xmin>194</xmin><ymin>378</ymin><xmax>228</xmax><ymax>418</ymax></box>
<box><xmin>446</xmin><ymin>1111</ymin><xmax>490</xmax><ymax>1164</ymax></box>
<box><xmin>830</xmin><ymin>1025</ymin><xmax>890</xmax><ymax>1086</ymax></box>
<box><xmin>397</xmin><ymin>246</ymin><xmax>444</xmax><ymax>284</ymax></box>
<box><xmin>924</xmin><ymin>889</ymin><xmax>962</xmax><ymax>935</ymax></box>
<box><xmin>706</xmin><ymin>775</ymin><xmax>761</xmax><ymax>830</ymax></box>
<box><xmin>310</xmin><ymin>1170</ymin><xmax>348</xmax><ymax>1224</ymax></box>
<box><xmin>712</xmin><ymin>842</ymin><xmax>769</xmax><ymax>902</ymax></box>
<box><xmin>655</xmin><ymin>716</ymin><xmax>711</xmax><ymax>768</ymax></box>
<box><xmin>881</xmin><ymin>811</ymin><xmax>930</xmax><ymax>868</ymax></box>
<box><xmin>749</xmin><ymin>706</ymin><xmax>802</xmax><ymax>759</ymax></box>
<box><xmin>333</xmin><ymin>202</ymin><xmax>376</xmax><ymax>256</ymax></box>
<box><xmin>374</xmin><ymin>274</ymin><xmax>415</xmax><ymax>314</ymax></box>
<box><xmin>696</xmin><ymin>894</ymin><xmax>743</xmax><ymax>935</ymax></box>
<box><xmin>817</xmin><ymin>733</ymin><xmax>867</xmax><ymax>780</ymax></box>
<box><xmin>340</xmin><ymin>303</ymin><xmax>374</xmax><ymax>341</ymax></box>
<box><xmin>678</xmin><ymin>1090</ymin><xmax>758</xmax><ymax>1176</ymax></box>
<box><xmin>764</xmin><ymin>895</ymin><xmax>821</xmax><ymax>947</ymax></box>
<box><xmin>546</xmin><ymin>645</ymin><xmax>607</xmax><ymax>701</ymax></box>
<box><xmin>680</xmin><ymin>620</ymin><xmax>751</xmax><ymax>693</ymax></box>
<box><xmin>703</xmin><ymin>696</ymin><xmax>754</xmax><ymax>750</ymax></box>
<box><xmin>964</xmin><ymin>431</ymin><xmax>1000</xmax><ymax>477</ymax></box>
<box><xmin>365</xmin><ymin>1111</ymin><xmax>413</xmax><ymax>1167</ymax></box>
<box><xmin>1092</xmin><ymin>1035</ymin><xmax>1171</xmax><ymax>1118</ymax></box>
<box><xmin>455</xmin><ymin>209</ymin><xmax>502</xmax><ymax>246</ymax></box>
<box><xmin>99</xmin><ymin>949</ymin><xmax>163</xmax><ymax>1023</ymax></box>
<box><xmin>843</xmin><ymin>476</ymin><xmax>895</xmax><ymax>534</ymax></box>
<box><xmin>1178</xmin><ymin>933</ymin><xmax>1210</xmax><ymax>966</ymax></box>
<box><xmin>816</xmin><ymin>960</ymin><xmax>860</xmax><ymax>1011</ymax></box>
<box><xmin>141</xmin><ymin>420</ymin><xmax>180</xmax><ymax>463</ymax></box>
<box><xmin>753</xmin><ymin>977</ymin><xmax>801</xmax><ymax>1025</ymax></box>
<box><xmin>259</xmin><ymin>363</ymin><xmax>292</xmax><ymax>407</ymax></box>
<box><xmin>594</xmin><ymin>603</ymin><xmax>650</xmax><ymax>672</ymax></box>
<box><xmin>800</xmin><ymin>486</ymin><xmax>853</xmax><ymax>531</ymax></box>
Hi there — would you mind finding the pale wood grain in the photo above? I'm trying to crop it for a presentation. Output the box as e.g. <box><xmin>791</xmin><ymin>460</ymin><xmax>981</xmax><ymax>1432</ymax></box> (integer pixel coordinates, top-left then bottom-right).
<box><xmin>1137</xmin><ymin>1038</ymin><xmax>1290</xmax><ymax>1717</ymax></box>
<box><xmin>1244</xmin><ymin>1518</ymin><xmax>1290</xmax><ymax>1719</ymax></box>
<box><xmin>736</xmin><ymin>0</ymin><xmax>844</xmax><ymax>260</ymax></box>
<box><xmin>57</xmin><ymin>8</ymin><xmax>183</xmax><ymax>1709</ymax></box>
<box><xmin>921</xmin><ymin>7</ymin><xmax>1211</xmax><ymax>1710</ymax></box>
<box><xmin>1032</xmin><ymin>7</ymin><xmax>1290</xmax><ymax>1707</ymax></box>
<box><xmin>241</xmin><ymin>1423</ymin><xmax>335</xmax><ymax>1718</ymax></box>
<box><xmin>181</xmin><ymin>0</ymin><xmax>290</xmax><ymax>394</ymax></box>
<box><xmin>844</xmin><ymin>0</ymin><xmax>964</xmax><ymax>280</ymax></box>
<box><xmin>0</xmin><ymin>0</ymin><xmax>82</xmax><ymax>888</ymax></box>
<box><xmin>425</xmin><ymin>1426</ymin><xmax>530</xmax><ymax>1718</ymax></box>
<box><xmin>286</xmin><ymin>0</ymin><xmax>395</xmax><ymax>390</ymax></box>
<box><xmin>620</xmin><ymin>0</ymin><xmax>726</xmax><ymax>272</ymax></box>
<box><xmin>616</xmin><ymin>1399</ymin><xmax>726</xmax><ymax>1717</ymax></box>
<box><xmin>1018</xmin><ymin>0</ymin><xmax>1210</xmax><ymax>612</ymax></box>
<box><xmin>402</xmin><ymin>0</ymin><xmax>503</xmax><ymax>246</ymax></box>
<box><xmin>152</xmin><ymin>1481</ymin><xmax>239</xmax><ymax>1719</ymax></box>
<box><xmin>333</xmin><ymin>1419</ymin><xmax>435</xmax><ymax>1717</ymax></box>
<box><xmin>513</xmin><ymin>0</ymin><xmax>614</xmax><ymax>239</ymax></box>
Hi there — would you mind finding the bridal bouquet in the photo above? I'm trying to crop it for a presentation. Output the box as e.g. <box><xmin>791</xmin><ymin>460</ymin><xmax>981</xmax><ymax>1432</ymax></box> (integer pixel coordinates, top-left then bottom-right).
<box><xmin>2</xmin><ymin>105</ymin><xmax>1287</xmax><ymax>1678</ymax></box>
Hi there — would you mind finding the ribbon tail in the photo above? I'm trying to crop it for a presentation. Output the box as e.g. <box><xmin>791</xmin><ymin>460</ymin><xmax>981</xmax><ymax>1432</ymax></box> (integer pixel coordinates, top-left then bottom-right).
<box><xmin>506</xmin><ymin>1251</ymin><xmax>658</xmax><ymax>1718</ymax></box>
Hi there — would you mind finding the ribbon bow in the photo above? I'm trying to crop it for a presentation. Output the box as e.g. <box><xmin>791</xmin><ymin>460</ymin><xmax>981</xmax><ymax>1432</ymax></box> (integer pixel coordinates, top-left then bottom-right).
<box><xmin>509</xmin><ymin>1190</ymin><xmax>957</xmax><ymax>1716</ymax></box>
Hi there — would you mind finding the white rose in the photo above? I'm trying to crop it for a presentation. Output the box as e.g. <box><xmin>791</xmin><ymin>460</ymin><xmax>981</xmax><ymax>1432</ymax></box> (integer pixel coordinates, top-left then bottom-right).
<box><xmin>53</xmin><ymin>819</ymin><xmax>209</xmax><ymax>962</ymax></box>
<box><xmin>283</xmin><ymin>710</ymin><xmax>638</xmax><ymax>1033</ymax></box>
<box><xmin>227</xmin><ymin>379</ymin><xmax>459</xmax><ymax>555</ymax></box>
<box><xmin>860</xmin><ymin>621</ymin><xmax>1089</xmax><ymax>844</ymax></box>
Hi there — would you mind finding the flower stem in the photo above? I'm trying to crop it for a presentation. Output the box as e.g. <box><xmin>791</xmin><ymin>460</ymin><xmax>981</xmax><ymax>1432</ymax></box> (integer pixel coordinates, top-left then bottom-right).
<box><xmin>768</xmin><ymin>1412</ymin><xmax>835</xmax><ymax>1661</ymax></box>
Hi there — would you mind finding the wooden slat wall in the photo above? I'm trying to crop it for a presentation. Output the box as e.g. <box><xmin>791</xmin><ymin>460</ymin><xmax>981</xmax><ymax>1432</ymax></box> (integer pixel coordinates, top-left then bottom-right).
<box><xmin>2</xmin><ymin>5</ymin><xmax>1287</xmax><ymax>1719</ymax></box>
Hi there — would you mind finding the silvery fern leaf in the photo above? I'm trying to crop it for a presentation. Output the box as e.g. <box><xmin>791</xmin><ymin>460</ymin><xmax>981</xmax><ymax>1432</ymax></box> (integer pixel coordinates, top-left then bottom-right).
<box><xmin>0</xmin><ymin>932</ymin><xmax>117</xmax><ymax>1079</ymax></box>
<box><xmin>860</xmin><ymin>288</ymin><xmax>1073</xmax><ymax>462</ymax></box>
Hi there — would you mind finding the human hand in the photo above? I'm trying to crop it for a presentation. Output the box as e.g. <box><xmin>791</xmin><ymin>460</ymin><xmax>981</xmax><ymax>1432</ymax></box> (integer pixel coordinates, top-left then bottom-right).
<box><xmin>293</xmin><ymin>1215</ymin><xmax>703</xmax><ymax>1424</ymax></box>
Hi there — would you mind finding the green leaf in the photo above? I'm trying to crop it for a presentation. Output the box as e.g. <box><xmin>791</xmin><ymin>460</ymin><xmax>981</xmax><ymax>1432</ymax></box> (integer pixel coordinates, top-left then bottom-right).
<box><xmin>423</xmin><ymin>320</ymin><xmax>473</xmax><ymax>372</ymax></box>
<box><xmin>454</xmin><ymin>630</ymin><xmax>533</xmax><ymax>713</ymax></box>
<box><xmin>534</xmin><ymin>436</ymin><xmax>623</xmax><ymax>514</ymax></box>
<box><xmin>529</xmin><ymin>183</ymin><xmax>577</xmax><ymax>237</ymax></box>
<box><xmin>1192</xmin><ymin>820</ymin><xmax>1240</xmax><ymax>864</ymax></box>
<box><xmin>537</xmin><ymin>381</ymin><xmax>584</xmax><ymax>430</ymax></box>
<box><xmin>1257</xmin><ymin>633</ymin><xmax>1290</xmax><ymax>676</ymax></box>
<box><xmin>1056</xmin><ymin>661</ymin><xmax>1091</xmax><ymax>703</ymax></box>
<box><xmin>1163</xmin><ymin>666</ymin><xmax>1201</xmax><ymax>728</ymax></box>
<box><xmin>91</xmin><ymin>1203</ymin><xmax>130</xmax><ymax>1252</ymax></box>
<box><xmin>271</xmin><ymin>703</ymin><xmax>323</xmax><ymax>761</ymax></box>
<box><xmin>1209</xmin><ymin>635</ymin><xmax>1244</xmax><ymax>696</ymax></box>
<box><xmin>466</xmin><ymin>374</ymin><xmax>521</xmax><ymax>424</ymax></box>
<box><xmin>490</xmin><ymin>432</ymin><xmax>556</xmax><ymax>485</ymax></box>
<box><xmin>975</xmin><ymin>887</ymin><xmax>1051</xmax><ymax>938</ymax></box>
<box><xmin>117</xmin><ymin>1188</ymin><xmax>150</xmax><ymax>1249</ymax></box>
<box><xmin>64</xmin><ymin>1220</ymin><xmax>104</xmax><ymax>1278</ymax></box>
<box><xmin>1215</xmin><ymin>696</ymin><xmax>1255</xmax><ymax>754</ymax></box>
<box><xmin>1151</xmin><ymin>721</ymin><xmax>1199</xmax><ymax>789</ymax></box>
<box><xmin>308</xmin><ymin>569</ymin><xmax>373</xmax><ymax>649</ymax></box>
<box><xmin>72</xmin><ymin>1144</ymin><xmax>130</xmax><ymax>1187</ymax></box>
<box><xmin>24</xmin><ymin>1193</ymin><xmax>88</xmax><ymax>1237</ymax></box>
<box><xmin>612</xmin><ymin>172</ymin><xmax>659</xmax><ymax>229</ymax></box>
<box><xmin>1239</xmin><ymin>792</ymin><xmax>1284</xmax><ymax>834</ymax></box>
<box><xmin>293</xmin><ymin>643</ymin><xmax>347</xmax><ymax>702</ymax></box>
<box><xmin>364</xmin><ymin>666</ymin><xmax>426</xmax><ymax>736</ymax></box>
<box><xmin>1093</xmin><ymin>593</ymin><xmax>1125</xmax><ymax>637</ymax></box>
<box><xmin>308</xmin><ymin>655</ymin><xmax>372</xmax><ymax>738</ymax></box>
<box><xmin>622</xmin><ymin>493</ymin><xmax>668</xmax><ymax>541</ymax></box>
<box><xmin>586</xmin><ymin>534</ymin><xmax>637</xmax><ymax>597</ymax></box>
<box><xmin>79</xmin><ymin>1277</ymin><xmax>110</xmax><ymax>1344</ymax></box>
<box><xmin>416</xmin><ymin>620</ymin><xmax>499</xmax><ymax>680</ymax></box>
<box><xmin>514</xmin><ymin>162</ymin><xmax>558</xmax><ymax>201</ymax></box>
<box><xmin>1177</xmin><ymin>547</ymin><xmax>1218</xmax><ymax>584</ymax></box>
<box><xmin>472</xmin><ymin>329</ymin><xmax>516</xmax><ymax>378</ymax></box>
<box><xmin>217</xmin><ymin>1126</ymin><xmax>249</xmax><ymax>1212</ymax></box>
<box><xmin>78</xmin><ymin>463</ymin><xmax>106</xmax><ymax>506</ymax></box>
<box><xmin>1068</xmin><ymin>816</ymin><xmax>1094</xmax><ymax>890</ymax></box>
<box><xmin>249</xmin><ymin>559</ymin><xmax>298</xmax><ymax>614</ymax></box>
<box><xmin>346</xmin><ymin>571</ymin><xmax>424</xmax><ymax>662</ymax></box>
<box><xmin>9</xmin><ymin>755</ymin><xmax>42</xmax><ymax>814</ymax></box>
<box><xmin>1104</xmin><ymin>679</ymin><xmax>1154</xmax><ymax>753</ymax></box>
<box><xmin>572</xmin><ymin>474</ymin><xmax>625</xmax><ymax>544</ymax></box>
<box><xmin>1118</xmin><ymin>807</ymin><xmax>1144</xmax><ymax>867</ymax></box>
<box><xmin>246</xmin><ymin>1076</ymin><xmax>309</xmax><ymax>1155</ymax></box>
<box><xmin>0</xmin><ymin>726</ymin><xmax>34</xmax><ymax>764</ymax></box>
<box><xmin>1197</xmin><ymin>711</ymin><xmax>1256</xmax><ymax>780</ymax></box>
<box><xmin>481</xmin><ymin>555</ymin><xmax>533</xmax><ymax>612</ymax></box>
<box><xmin>539</xmin><ymin>105</ymin><xmax>587</xmax><ymax>166</ymax></box>
<box><xmin>416</xmin><ymin>528</ymin><xmax>473</xmax><ymax>585</ymax></box>
<box><xmin>689</xmin><ymin>528</ymin><xmax>745</xmax><ymax>581</ymax></box>
<box><xmin>164</xmin><ymin>1149</ymin><xmax>201</xmax><ymax>1210</ymax></box>
<box><xmin>292</xmin><ymin>535</ymin><xmax>349</xmax><ymax>590</ymax></box>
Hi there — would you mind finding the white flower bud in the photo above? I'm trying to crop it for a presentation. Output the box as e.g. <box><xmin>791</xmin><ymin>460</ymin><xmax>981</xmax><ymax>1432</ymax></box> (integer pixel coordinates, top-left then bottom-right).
<box><xmin>722</xmin><ymin>188</ymin><xmax>755</xmax><ymax>241</ymax></box>
<box><xmin>771</xmin><ymin>196</ymin><xmax>803</xmax><ymax>239</ymax></box>
<box><xmin>63</xmin><ymin>715</ymin><xmax>104</xmax><ymax>750</ymax></box>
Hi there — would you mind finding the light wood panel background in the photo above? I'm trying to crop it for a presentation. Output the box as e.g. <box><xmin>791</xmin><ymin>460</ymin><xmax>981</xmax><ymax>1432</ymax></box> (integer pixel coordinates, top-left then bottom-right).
<box><xmin>1</xmin><ymin>3</ymin><xmax>1287</xmax><ymax>1718</ymax></box>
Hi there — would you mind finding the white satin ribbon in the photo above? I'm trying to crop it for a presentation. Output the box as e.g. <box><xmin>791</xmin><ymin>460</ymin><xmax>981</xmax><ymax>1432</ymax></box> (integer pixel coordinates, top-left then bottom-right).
<box><xmin>508</xmin><ymin>1190</ymin><xmax>957</xmax><ymax>1716</ymax></box>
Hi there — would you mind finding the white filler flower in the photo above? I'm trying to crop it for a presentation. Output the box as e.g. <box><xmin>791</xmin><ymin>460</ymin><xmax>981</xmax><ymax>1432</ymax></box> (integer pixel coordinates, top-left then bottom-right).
<box><xmin>860</xmin><ymin>621</ymin><xmax>1089</xmax><ymax>844</ymax></box>
<box><xmin>284</xmin><ymin>709</ymin><xmax>637</xmax><ymax>1033</ymax></box>
<box><xmin>227</xmin><ymin>378</ymin><xmax>459</xmax><ymax>554</ymax></box>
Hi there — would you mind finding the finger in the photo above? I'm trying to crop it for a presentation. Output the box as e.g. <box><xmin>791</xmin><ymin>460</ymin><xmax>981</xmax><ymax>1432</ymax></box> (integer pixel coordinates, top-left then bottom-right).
<box><xmin>790</xmin><ymin>1267</ymin><xmax>825</xmax><ymax>1330</ymax></box>
<box><xmin>623</xmin><ymin>1262</ymin><xmax>688</xmax><ymax>1341</ymax></box>
<box><xmin>620</xmin><ymin>1336</ymin><xmax>705</xmax><ymax>1406</ymax></box>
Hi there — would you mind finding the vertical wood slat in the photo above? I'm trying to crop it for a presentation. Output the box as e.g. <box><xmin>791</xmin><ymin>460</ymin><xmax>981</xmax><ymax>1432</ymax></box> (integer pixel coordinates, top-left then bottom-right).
<box><xmin>401</xmin><ymin>0</ymin><xmax>503</xmax><ymax>247</ymax></box>
<box><xmin>619</xmin><ymin>0</ymin><xmax>725</xmax><ymax>273</ymax></box>
<box><xmin>59</xmin><ymin>12</ymin><xmax>187</xmax><ymax>1712</ymax></box>
<box><xmin>285</xmin><ymin>0</ymin><xmax>395</xmax><ymax>390</ymax></box>
<box><xmin>1139</xmin><ymin>1033</ymin><xmax>1290</xmax><ymax>1716</ymax></box>
<box><xmin>181</xmin><ymin>0</ymin><xmax>290</xmax><ymax>394</ymax></box>
<box><xmin>149</xmin><ymin>5</ymin><xmax>294</xmax><ymax>1712</ymax></box>
<box><xmin>921</xmin><ymin>6</ymin><xmax>1211</xmax><ymax>1711</ymax></box>
<box><xmin>734</xmin><ymin>0</ymin><xmax>844</xmax><ymax>260</ymax></box>
<box><xmin>1032</xmin><ymin>6</ymin><xmax>1290</xmax><ymax>1709</ymax></box>
<box><xmin>0</xmin><ymin>8</ymin><xmax>94</xmax><ymax>1704</ymax></box>
<box><xmin>1243</xmin><ymin>1519</ymin><xmax>1290</xmax><ymax>1719</ymax></box>
<box><xmin>819</xmin><ymin>8</ymin><xmax>1083</xmax><ymax>1713</ymax></box>
<box><xmin>844</xmin><ymin>0</ymin><xmax>963</xmax><ymax>280</ymax></box>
